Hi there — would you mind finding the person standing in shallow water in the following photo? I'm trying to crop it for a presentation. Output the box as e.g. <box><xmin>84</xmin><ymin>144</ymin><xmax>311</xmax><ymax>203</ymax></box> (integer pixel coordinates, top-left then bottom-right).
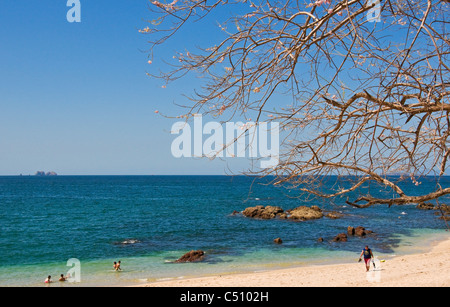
<box><xmin>113</xmin><ymin>261</ymin><xmax>122</xmax><ymax>271</ymax></box>
<box><xmin>359</xmin><ymin>246</ymin><xmax>374</xmax><ymax>272</ymax></box>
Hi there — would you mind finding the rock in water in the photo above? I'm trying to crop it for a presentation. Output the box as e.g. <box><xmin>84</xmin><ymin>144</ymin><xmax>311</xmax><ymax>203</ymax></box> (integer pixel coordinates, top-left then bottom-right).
<box><xmin>287</xmin><ymin>206</ymin><xmax>323</xmax><ymax>221</ymax></box>
<box><xmin>242</xmin><ymin>206</ymin><xmax>284</xmax><ymax>219</ymax></box>
<box><xmin>346</xmin><ymin>226</ymin><xmax>374</xmax><ymax>237</ymax></box>
<box><xmin>261</xmin><ymin>206</ymin><xmax>284</xmax><ymax>219</ymax></box>
<box><xmin>240</xmin><ymin>205</ymin><xmax>326</xmax><ymax>221</ymax></box>
<box><xmin>416</xmin><ymin>202</ymin><xmax>434</xmax><ymax>210</ymax></box>
<box><xmin>347</xmin><ymin>226</ymin><xmax>355</xmax><ymax>236</ymax></box>
<box><xmin>333</xmin><ymin>233</ymin><xmax>348</xmax><ymax>242</ymax></box>
<box><xmin>355</xmin><ymin>226</ymin><xmax>368</xmax><ymax>237</ymax></box>
<box><xmin>325</xmin><ymin>211</ymin><xmax>343</xmax><ymax>219</ymax></box>
<box><xmin>273</xmin><ymin>238</ymin><xmax>283</xmax><ymax>244</ymax></box>
<box><xmin>175</xmin><ymin>250</ymin><xmax>205</xmax><ymax>263</ymax></box>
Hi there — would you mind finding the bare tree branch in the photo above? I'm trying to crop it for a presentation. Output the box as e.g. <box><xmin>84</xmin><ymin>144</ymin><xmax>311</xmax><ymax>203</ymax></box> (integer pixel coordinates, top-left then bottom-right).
<box><xmin>143</xmin><ymin>0</ymin><xmax>450</xmax><ymax>207</ymax></box>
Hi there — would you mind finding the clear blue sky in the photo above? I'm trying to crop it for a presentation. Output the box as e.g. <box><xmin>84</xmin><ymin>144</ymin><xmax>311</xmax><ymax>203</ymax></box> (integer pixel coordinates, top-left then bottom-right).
<box><xmin>0</xmin><ymin>0</ymin><xmax>254</xmax><ymax>175</ymax></box>
<box><xmin>2</xmin><ymin>1</ymin><xmax>437</xmax><ymax>176</ymax></box>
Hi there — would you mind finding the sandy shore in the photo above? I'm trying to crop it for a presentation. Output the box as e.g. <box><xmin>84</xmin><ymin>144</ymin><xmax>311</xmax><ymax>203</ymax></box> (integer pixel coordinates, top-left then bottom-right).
<box><xmin>138</xmin><ymin>234</ymin><xmax>450</xmax><ymax>287</ymax></box>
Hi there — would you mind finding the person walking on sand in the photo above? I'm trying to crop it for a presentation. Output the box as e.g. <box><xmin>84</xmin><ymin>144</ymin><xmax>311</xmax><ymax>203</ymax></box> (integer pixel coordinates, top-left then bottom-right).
<box><xmin>359</xmin><ymin>245</ymin><xmax>374</xmax><ymax>272</ymax></box>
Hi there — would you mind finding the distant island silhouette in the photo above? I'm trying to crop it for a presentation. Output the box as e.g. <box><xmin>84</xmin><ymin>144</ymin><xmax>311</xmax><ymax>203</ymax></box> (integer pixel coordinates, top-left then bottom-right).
<box><xmin>35</xmin><ymin>171</ymin><xmax>57</xmax><ymax>176</ymax></box>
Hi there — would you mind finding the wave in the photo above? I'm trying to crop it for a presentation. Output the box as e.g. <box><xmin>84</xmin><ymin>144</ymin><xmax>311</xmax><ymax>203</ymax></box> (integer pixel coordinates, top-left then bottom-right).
<box><xmin>114</xmin><ymin>239</ymin><xmax>141</xmax><ymax>245</ymax></box>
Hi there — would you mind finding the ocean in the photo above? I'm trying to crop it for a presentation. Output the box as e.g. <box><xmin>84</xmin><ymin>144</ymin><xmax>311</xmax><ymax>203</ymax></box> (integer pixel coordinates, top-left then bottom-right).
<box><xmin>0</xmin><ymin>175</ymin><xmax>448</xmax><ymax>287</ymax></box>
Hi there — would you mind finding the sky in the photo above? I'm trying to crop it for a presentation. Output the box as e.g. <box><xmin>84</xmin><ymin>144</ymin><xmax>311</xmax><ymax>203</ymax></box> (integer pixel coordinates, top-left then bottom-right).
<box><xmin>0</xmin><ymin>0</ymin><xmax>255</xmax><ymax>175</ymax></box>
<box><xmin>2</xmin><ymin>1</ymin><xmax>445</xmax><ymax>177</ymax></box>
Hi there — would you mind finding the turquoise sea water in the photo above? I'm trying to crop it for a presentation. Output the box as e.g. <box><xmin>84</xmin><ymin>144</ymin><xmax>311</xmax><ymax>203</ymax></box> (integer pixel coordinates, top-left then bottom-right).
<box><xmin>0</xmin><ymin>175</ymin><xmax>448</xmax><ymax>287</ymax></box>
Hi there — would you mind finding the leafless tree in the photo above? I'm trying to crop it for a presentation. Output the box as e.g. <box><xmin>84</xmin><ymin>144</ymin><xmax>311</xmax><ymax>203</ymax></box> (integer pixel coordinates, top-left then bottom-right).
<box><xmin>142</xmin><ymin>0</ymin><xmax>450</xmax><ymax>208</ymax></box>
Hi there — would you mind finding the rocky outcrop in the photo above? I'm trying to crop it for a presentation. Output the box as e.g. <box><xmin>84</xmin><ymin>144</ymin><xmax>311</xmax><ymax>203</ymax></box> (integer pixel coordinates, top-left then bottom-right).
<box><xmin>347</xmin><ymin>226</ymin><xmax>355</xmax><ymax>236</ymax></box>
<box><xmin>417</xmin><ymin>203</ymin><xmax>450</xmax><ymax>220</ymax></box>
<box><xmin>417</xmin><ymin>202</ymin><xmax>435</xmax><ymax>210</ymax></box>
<box><xmin>242</xmin><ymin>206</ymin><xmax>284</xmax><ymax>219</ymax></box>
<box><xmin>237</xmin><ymin>205</ymin><xmax>345</xmax><ymax>222</ymax></box>
<box><xmin>438</xmin><ymin>214</ymin><xmax>450</xmax><ymax>221</ymax></box>
<box><xmin>347</xmin><ymin>226</ymin><xmax>373</xmax><ymax>237</ymax></box>
<box><xmin>175</xmin><ymin>250</ymin><xmax>205</xmax><ymax>263</ymax></box>
<box><xmin>355</xmin><ymin>226</ymin><xmax>369</xmax><ymax>236</ymax></box>
<box><xmin>440</xmin><ymin>204</ymin><xmax>450</xmax><ymax>213</ymax></box>
<box><xmin>287</xmin><ymin>206</ymin><xmax>323</xmax><ymax>221</ymax></box>
<box><xmin>333</xmin><ymin>233</ymin><xmax>348</xmax><ymax>242</ymax></box>
<box><xmin>327</xmin><ymin>226</ymin><xmax>376</xmax><ymax>243</ymax></box>
<box><xmin>329</xmin><ymin>226</ymin><xmax>376</xmax><ymax>243</ymax></box>
<box><xmin>435</xmin><ymin>204</ymin><xmax>450</xmax><ymax>220</ymax></box>
<box><xmin>325</xmin><ymin>211</ymin><xmax>344</xmax><ymax>219</ymax></box>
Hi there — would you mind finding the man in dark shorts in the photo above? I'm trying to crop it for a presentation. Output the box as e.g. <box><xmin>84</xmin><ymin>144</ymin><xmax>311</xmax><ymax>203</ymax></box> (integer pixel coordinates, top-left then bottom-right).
<box><xmin>359</xmin><ymin>246</ymin><xmax>374</xmax><ymax>272</ymax></box>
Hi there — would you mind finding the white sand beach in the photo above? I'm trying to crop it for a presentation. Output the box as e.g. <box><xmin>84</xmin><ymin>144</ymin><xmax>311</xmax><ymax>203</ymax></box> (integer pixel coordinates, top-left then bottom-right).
<box><xmin>138</xmin><ymin>235</ymin><xmax>450</xmax><ymax>287</ymax></box>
